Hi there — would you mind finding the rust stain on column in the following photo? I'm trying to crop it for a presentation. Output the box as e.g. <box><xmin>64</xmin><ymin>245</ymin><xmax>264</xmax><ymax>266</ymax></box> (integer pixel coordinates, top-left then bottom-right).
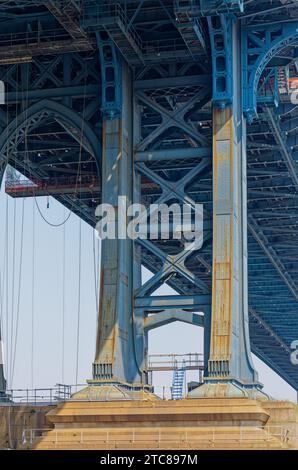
<box><xmin>209</xmin><ymin>107</ymin><xmax>234</xmax><ymax>377</ymax></box>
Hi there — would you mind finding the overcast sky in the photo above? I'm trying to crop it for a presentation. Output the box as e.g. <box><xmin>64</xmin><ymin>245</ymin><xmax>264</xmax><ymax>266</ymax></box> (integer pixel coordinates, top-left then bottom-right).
<box><xmin>0</xmin><ymin>183</ymin><xmax>296</xmax><ymax>402</ymax></box>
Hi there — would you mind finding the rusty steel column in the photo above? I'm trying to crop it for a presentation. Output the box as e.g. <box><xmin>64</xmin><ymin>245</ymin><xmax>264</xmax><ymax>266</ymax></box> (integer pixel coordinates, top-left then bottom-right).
<box><xmin>92</xmin><ymin>62</ymin><xmax>144</xmax><ymax>387</ymax></box>
<box><xmin>190</xmin><ymin>22</ymin><xmax>262</xmax><ymax>398</ymax></box>
<box><xmin>208</xmin><ymin>107</ymin><xmax>258</xmax><ymax>385</ymax></box>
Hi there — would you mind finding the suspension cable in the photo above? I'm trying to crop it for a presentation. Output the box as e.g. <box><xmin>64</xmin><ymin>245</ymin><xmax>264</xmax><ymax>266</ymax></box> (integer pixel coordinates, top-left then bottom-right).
<box><xmin>30</xmin><ymin>201</ymin><xmax>35</xmax><ymax>390</ymax></box>
<box><xmin>0</xmin><ymin>180</ymin><xmax>5</xmax><ymax>370</ymax></box>
<box><xmin>31</xmin><ymin>70</ymin><xmax>88</xmax><ymax>228</ymax></box>
<box><xmin>75</xmin><ymin>216</ymin><xmax>82</xmax><ymax>387</ymax></box>
<box><xmin>3</xmin><ymin>62</ymin><xmax>91</xmax><ymax>389</ymax></box>
<box><xmin>5</xmin><ymin>197</ymin><xmax>9</xmax><ymax>384</ymax></box>
<box><xmin>92</xmin><ymin>229</ymin><xmax>99</xmax><ymax>316</ymax></box>
<box><xmin>11</xmin><ymin>197</ymin><xmax>25</xmax><ymax>385</ymax></box>
<box><xmin>9</xmin><ymin>198</ymin><xmax>16</xmax><ymax>386</ymax></box>
<box><xmin>61</xmin><ymin>206</ymin><xmax>66</xmax><ymax>384</ymax></box>
<box><xmin>34</xmin><ymin>199</ymin><xmax>72</xmax><ymax>227</ymax></box>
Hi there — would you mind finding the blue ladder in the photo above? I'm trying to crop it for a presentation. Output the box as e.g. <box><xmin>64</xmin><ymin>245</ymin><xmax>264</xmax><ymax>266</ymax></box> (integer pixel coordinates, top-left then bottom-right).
<box><xmin>171</xmin><ymin>361</ymin><xmax>186</xmax><ymax>400</ymax></box>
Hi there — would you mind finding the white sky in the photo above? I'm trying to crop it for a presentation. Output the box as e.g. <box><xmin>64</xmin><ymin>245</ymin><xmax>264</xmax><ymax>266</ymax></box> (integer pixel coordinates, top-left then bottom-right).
<box><xmin>0</xmin><ymin>186</ymin><xmax>296</xmax><ymax>402</ymax></box>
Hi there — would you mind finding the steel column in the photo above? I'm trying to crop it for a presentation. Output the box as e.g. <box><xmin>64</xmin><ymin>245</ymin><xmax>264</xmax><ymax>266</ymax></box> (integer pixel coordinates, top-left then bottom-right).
<box><xmin>92</xmin><ymin>61</ymin><xmax>144</xmax><ymax>386</ymax></box>
<box><xmin>190</xmin><ymin>21</ymin><xmax>261</xmax><ymax>397</ymax></box>
<box><xmin>207</xmin><ymin>105</ymin><xmax>258</xmax><ymax>385</ymax></box>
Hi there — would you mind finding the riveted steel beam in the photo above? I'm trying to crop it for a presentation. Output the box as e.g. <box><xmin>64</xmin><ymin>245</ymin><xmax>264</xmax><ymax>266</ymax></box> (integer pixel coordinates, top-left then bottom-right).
<box><xmin>144</xmin><ymin>311</ymin><xmax>204</xmax><ymax>331</ymax></box>
<box><xmin>92</xmin><ymin>61</ymin><xmax>145</xmax><ymax>386</ymax></box>
<box><xmin>135</xmin><ymin>294</ymin><xmax>211</xmax><ymax>311</ymax></box>
<box><xmin>135</xmin><ymin>147</ymin><xmax>211</xmax><ymax>162</ymax></box>
<box><xmin>189</xmin><ymin>22</ymin><xmax>261</xmax><ymax>397</ymax></box>
<box><xmin>134</xmin><ymin>74</ymin><xmax>211</xmax><ymax>90</ymax></box>
<box><xmin>242</xmin><ymin>21</ymin><xmax>298</xmax><ymax>121</ymax></box>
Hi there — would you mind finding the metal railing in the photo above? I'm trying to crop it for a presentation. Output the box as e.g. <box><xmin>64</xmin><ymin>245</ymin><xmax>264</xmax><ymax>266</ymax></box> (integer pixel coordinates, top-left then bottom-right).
<box><xmin>258</xmin><ymin>69</ymin><xmax>279</xmax><ymax>105</ymax></box>
<box><xmin>148</xmin><ymin>353</ymin><xmax>204</xmax><ymax>371</ymax></box>
<box><xmin>142</xmin><ymin>37</ymin><xmax>188</xmax><ymax>56</ymax></box>
<box><xmin>83</xmin><ymin>2</ymin><xmax>142</xmax><ymax>52</ymax></box>
<box><xmin>0</xmin><ymin>384</ymin><xmax>180</xmax><ymax>403</ymax></box>
<box><xmin>5</xmin><ymin>174</ymin><xmax>99</xmax><ymax>192</ymax></box>
<box><xmin>174</xmin><ymin>0</ymin><xmax>199</xmax><ymax>11</ymax></box>
<box><xmin>0</xmin><ymin>28</ymin><xmax>71</xmax><ymax>49</ymax></box>
<box><xmin>21</xmin><ymin>425</ymin><xmax>295</xmax><ymax>448</ymax></box>
<box><xmin>83</xmin><ymin>3</ymin><xmax>189</xmax><ymax>61</ymax></box>
<box><xmin>0</xmin><ymin>384</ymin><xmax>83</xmax><ymax>404</ymax></box>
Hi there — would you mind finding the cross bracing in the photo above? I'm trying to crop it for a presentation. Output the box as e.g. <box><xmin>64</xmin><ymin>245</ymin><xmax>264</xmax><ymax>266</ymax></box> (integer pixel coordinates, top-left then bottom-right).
<box><xmin>0</xmin><ymin>0</ymin><xmax>297</xmax><ymax>392</ymax></box>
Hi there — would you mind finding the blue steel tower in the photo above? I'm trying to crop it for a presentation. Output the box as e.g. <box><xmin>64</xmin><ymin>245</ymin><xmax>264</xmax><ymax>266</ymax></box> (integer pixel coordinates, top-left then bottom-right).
<box><xmin>0</xmin><ymin>1</ymin><xmax>297</xmax><ymax>399</ymax></box>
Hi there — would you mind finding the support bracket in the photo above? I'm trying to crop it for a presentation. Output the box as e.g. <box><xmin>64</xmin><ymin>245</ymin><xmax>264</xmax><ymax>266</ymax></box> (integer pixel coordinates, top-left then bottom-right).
<box><xmin>96</xmin><ymin>32</ymin><xmax>122</xmax><ymax>119</ymax></box>
<box><xmin>174</xmin><ymin>0</ymin><xmax>243</xmax><ymax>17</ymax></box>
<box><xmin>207</xmin><ymin>14</ymin><xmax>234</xmax><ymax>107</ymax></box>
<box><xmin>242</xmin><ymin>21</ymin><xmax>298</xmax><ymax>122</ymax></box>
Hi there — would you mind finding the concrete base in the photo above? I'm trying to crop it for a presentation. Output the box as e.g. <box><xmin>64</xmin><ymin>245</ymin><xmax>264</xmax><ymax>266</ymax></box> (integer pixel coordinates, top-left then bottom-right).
<box><xmin>0</xmin><ymin>404</ymin><xmax>55</xmax><ymax>449</ymax></box>
<box><xmin>263</xmin><ymin>400</ymin><xmax>298</xmax><ymax>449</ymax></box>
<box><xmin>31</xmin><ymin>397</ymin><xmax>298</xmax><ymax>450</ymax></box>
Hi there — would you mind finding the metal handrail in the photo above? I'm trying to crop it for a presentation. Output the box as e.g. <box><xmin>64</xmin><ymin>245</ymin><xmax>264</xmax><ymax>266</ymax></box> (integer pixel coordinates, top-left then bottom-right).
<box><xmin>0</xmin><ymin>384</ymin><xmax>179</xmax><ymax>403</ymax></box>
<box><xmin>142</xmin><ymin>37</ymin><xmax>187</xmax><ymax>54</ymax></box>
<box><xmin>21</xmin><ymin>424</ymin><xmax>295</xmax><ymax>448</ymax></box>
<box><xmin>148</xmin><ymin>353</ymin><xmax>204</xmax><ymax>370</ymax></box>
<box><xmin>0</xmin><ymin>29</ymin><xmax>70</xmax><ymax>48</ymax></box>
<box><xmin>112</xmin><ymin>3</ymin><xmax>142</xmax><ymax>52</ymax></box>
<box><xmin>0</xmin><ymin>384</ymin><xmax>83</xmax><ymax>404</ymax></box>
<box><xmin>83</xmin><ymin>2</ymin><xmax>142</xmax><ymax>52</ymax></box>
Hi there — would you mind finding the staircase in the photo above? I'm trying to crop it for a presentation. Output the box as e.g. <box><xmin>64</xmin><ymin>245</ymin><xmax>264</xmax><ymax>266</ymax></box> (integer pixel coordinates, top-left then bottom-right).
<box><xmin>46</xmin><ymin>0</ymin><xmax>93</xmax><ymax>52</ymax></box>
<box><xmin>174</xmin><ymin>2</ymin><xmax>207</xmax><ymax>59</ymax></box>
<box><xmin>84</xmin><ymin>3</ymin><xmax>144</xmax><ymax>66</ymax></box>
<box><xmin>277</xmin><ymin>67</ymin><xmax>290</xmax><ymax>95</ymax></box>
<box><xmin>257</xmin><ymin>69</ymin><xmax>279</xmax><ymax>107</ymax></box>
<box><xmin>171</xmin><ymin>362</ymin><xmax>186</xmax><ymax>400</ymax></box>
<box><xmin>47</xmin><ymin>0</ymin><xmax>89</xmax><ymax>40</ymax></box>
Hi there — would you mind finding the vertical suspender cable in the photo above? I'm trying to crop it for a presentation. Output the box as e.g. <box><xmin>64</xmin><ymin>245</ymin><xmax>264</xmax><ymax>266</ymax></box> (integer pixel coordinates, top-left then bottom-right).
<box><xmin>61</xmin><ymin>207</ymin><xmax>66</xmax><ymax>384</ymax></box>
<box><xmin>74</xmin><ymin>71</ymin><xmax>88</xmax><ymax>387</ymax></box>
<box><xmin>0</xmin><ymin>69</ymin><xmax>10</xmax><ymax>391</ymax></box>
<box><xmin>5</xmin><ymin>197</ymin><xmax>9</xmax><ymax>385</ymax></box>
<box><xmin>9</xmin><ymin>199</ymin><xmax>16</xmax><ymax>387</ymax></box>
<box><xmin>0</xmin><ymin>190</ymin><xmax>5</xmax><ymax>389</ymax></box>
<box><xmin>92</xmin><ymin>230</ymin><xmax>99</xmax><ymax>316</ymax></box>
<box><xmin>11</xmin><ymin>197</ymin><xmax>25</xmax><ymax>385</ymax></box>
<box><xmin>75</xmin><ymin>216</ymin><xmax>82</xmax><ymax>387</ymax></box>
<box><xmin>9</xmin><ymin>63</ymin><xmax>20</xmax><ymax>381</ymax></box>
<box><xmin>31</xmin><ymin>202</ymin><xmax>35</xmax><ymax>390</ymax></box>
<box><xmin>0</xmin><ymin>257</ymin><xmax>3</xmax><ymax>375</ymax></box>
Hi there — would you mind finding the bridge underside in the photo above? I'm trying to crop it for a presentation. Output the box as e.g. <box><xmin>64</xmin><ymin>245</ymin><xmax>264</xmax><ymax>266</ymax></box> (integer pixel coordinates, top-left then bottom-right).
<box><xmin>0</xmin><ymin>1</ymin><xmax>297</xmax><ymax>395</ymax></box>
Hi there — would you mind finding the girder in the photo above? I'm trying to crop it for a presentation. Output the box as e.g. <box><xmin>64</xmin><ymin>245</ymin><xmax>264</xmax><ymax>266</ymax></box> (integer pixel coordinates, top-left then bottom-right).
<box><xmin>0</xmin><ymin>0</ymin><xmax>297</xmax><ymax>393</ymax></box>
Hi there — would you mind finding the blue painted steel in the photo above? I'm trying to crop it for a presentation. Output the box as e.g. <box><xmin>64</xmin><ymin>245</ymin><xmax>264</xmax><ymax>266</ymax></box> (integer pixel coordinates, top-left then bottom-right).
<box><xmin>0</xmin><ymin>1</ymin><xmax>297</xmax><ymax>394</ymax></box>
<box><xmin>243</xmin><ymin>21</ymin><xmax>298</xmax><ymax>121</ymax></box>
<box><xmin>171</xmin><ymin>361</ymin><xmax>186</xmax><ymax>400</ymax></box>
<box><xmin>175</xmin><ymin>0</ymin><xmax>243</xmax><ymax>16</ymax></box>
<box><xmin>96</xmin><ymin>32</ymin><xmax>122</xmax><ymax>119</ymax></box>
<box><xmin>257</xmin><ymin>68</ymin><xmax>279</xmax><ymax>108</ymax></box>
<box><xmin>208</xmin><ymin>14</ymin><xmax>234</xmax><ymax>107</ymax></box>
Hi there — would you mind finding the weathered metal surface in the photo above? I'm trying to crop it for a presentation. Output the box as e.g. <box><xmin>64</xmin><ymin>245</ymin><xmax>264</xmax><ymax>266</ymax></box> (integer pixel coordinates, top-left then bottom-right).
<box><xmin>93</xmin><ymin>62</ymin><xmax>142</xmax><ymax>385</ymax></box>
<box><xmin>204</xmin><ymin>24</ymin><xmax>259</xmax><ymax>391</ymax></box>
<box><xmin>209</xmin><ymin>107</ymin><xmax>234</xmax><ymax>374</ymax></box>
<box><xmin>0</xmin><ymin>1</ymin><xmax>297</xmax><ymax>396</ymax></box>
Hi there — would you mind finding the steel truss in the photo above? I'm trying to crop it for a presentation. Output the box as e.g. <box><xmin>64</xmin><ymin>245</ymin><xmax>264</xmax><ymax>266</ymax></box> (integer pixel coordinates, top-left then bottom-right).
<box><xmin>0</xmin><ymin>0</ymin><xmax>297</xmax><ymax>396</ymax></box>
